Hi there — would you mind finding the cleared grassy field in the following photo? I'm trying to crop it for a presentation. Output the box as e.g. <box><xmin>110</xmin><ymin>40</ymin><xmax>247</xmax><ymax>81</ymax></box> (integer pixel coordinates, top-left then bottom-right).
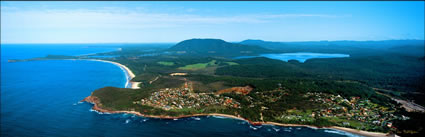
<box><xmin>157</xmin><ymin>61</ymin><xmax>175</xmax><ymax>66</ymax></box>
<box><xmin>178</xmin><ymin>60</ymin><xmax>217</xmax><ymax>70</ymax></box>
<box><xmin>225</xmin><ymin>62</ymin><xmax>239</xmax><ymax>65</ymax></box>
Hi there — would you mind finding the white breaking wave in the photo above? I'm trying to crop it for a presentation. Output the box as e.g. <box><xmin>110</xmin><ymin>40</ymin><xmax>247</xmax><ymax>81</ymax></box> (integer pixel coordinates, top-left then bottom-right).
<box><xmin>237</xmin><ymin>122</ymin><xmax>246</xmax><ymax>125</ymax></box>
<box><xmin>249</xmin><ymin>125</ymin><xmax>258</xmax><ymax>130</ymax></box>
<box><xmin>89</xmin><ymin>108</ymin><xmax>104</xmax><ymax>114</ymax></box>
<box><xmin>212</xmin><ymin>116</ymin><xmax>230</xmax><ymax>119</ymax></box>
<box><xmin>324</xmin><ymin>130</ymin><xmax>363</xmax><ymax>137</ymax></box>
<box><xmin>84</xmin><ymin>59</ymin><xmax>132</xmax><ymax>88</ymax></box>
<box><xmin>89</xmin><ymin>108</ymin><xmax>110</xmax><ymax>115</ymax></box>
<box><xmin>306</xmin><ymin>126</ymin><xmax>319</xmax><ymax>130</ymax></box>
<box><xmin>119</xmin><ymin>63</ymin><xmax>130</xmax><ymax>88</ymax></box>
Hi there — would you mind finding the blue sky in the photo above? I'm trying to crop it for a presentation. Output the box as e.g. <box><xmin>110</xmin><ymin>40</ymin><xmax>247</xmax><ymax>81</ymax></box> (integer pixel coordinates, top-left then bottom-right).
<box><xmin>1</xmin><ymin>1</ymin><xmax>424</xmax><ymax>43</ymax></box>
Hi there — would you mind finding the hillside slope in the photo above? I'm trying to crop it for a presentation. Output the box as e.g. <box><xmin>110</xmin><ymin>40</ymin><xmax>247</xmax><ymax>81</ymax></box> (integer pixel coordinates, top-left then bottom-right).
<box><xmin>168</xmin><ymin>38</ymin><xmax>271</xmax><ymax>57</ymax></box>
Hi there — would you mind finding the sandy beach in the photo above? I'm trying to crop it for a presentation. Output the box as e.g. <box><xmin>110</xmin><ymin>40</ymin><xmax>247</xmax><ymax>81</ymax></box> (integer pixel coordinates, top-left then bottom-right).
<box><xmin>79</xmin><ymin>59</ymin><xmax>390</xmax><ymax>137</ymax></box>
<box><xmin>84</xmin><ymin>59</ymin><xmax>140</xmax><ymax>89</ymax></box>
<box><xmin>329</xmin><ymin>126</ymin><xmax>394</xmax><ymax>137</ymax></box>
<box><xmin>131</xmin><ymin>82</ymin><xmax>141</xmax><ymax>89</ymax></box>
<box><xmin>82</xmin><ymin>95</ymin><xmax>391</xmax><ymax>137</ymax></box>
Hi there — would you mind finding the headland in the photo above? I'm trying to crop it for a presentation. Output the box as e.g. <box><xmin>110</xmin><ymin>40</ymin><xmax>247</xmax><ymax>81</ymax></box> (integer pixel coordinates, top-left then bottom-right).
<box><xmin>82</xmin><ymin>95</ymin><xmax>390</xmax><ymax>137</ymax></box>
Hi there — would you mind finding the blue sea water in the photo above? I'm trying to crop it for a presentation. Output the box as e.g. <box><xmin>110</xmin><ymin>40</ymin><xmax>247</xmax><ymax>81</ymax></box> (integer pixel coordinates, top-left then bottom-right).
<box><xmin>1</xmin><ymin>44</ymin><xmax>361</xmax><ymax>137</ymax></box>
<box><xmin>235</xmin><ymin>52</ymin><xmax>350</xmax><ymax>63</ymax></box>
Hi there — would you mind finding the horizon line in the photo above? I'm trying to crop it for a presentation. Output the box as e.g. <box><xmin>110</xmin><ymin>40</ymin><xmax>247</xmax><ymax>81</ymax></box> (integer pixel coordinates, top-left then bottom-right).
<box><xmin>1</xmin><ymin>39</ymin><xmax>424</xmax><ymax>45</ymax></box>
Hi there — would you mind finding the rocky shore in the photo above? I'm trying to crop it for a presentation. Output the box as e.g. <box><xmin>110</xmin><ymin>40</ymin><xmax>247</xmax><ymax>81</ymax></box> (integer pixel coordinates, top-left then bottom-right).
<box><xmin>82</xmin><ymin>95</ymin><xmax>392</xmax><ymax>137</ymax></box>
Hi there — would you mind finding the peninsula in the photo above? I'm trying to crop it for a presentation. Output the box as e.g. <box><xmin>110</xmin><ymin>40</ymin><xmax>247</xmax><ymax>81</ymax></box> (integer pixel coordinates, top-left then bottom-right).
<box><xmin>10</xmin><ymin>39</ymin><xmax>425</xmax><ymax>137</ymax></box>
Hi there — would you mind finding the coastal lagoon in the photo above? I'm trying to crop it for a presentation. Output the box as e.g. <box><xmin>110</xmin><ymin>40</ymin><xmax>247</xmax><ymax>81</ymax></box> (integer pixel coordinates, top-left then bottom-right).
<box><xmin>235</xmin><ymin>52</ymin><xmax>350</xmax><ymax>63</ymax></box>
<box><xmin>1</xmin><ymin>44</ymin><xmax>360</xmax><ymax>137</ymax></box>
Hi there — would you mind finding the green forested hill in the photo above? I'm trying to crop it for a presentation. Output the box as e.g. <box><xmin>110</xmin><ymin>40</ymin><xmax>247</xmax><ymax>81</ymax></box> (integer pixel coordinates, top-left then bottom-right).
<box><xmin>168</xmin><ymin>38</ymin><xmax>271</xmax><ymax>57</ymax></box>
<box><xmin>11</xmin><ymin>39</ymin><xmax>424</xmax><ymax>136</ymax></box>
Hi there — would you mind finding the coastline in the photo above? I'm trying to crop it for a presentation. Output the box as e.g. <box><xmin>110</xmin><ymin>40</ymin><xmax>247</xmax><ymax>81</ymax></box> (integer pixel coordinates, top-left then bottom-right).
<box><xmin>9</xmin><ymin>58</ymin><xmax>141</xmax><ymax>89</ymax></box>
<box><xmin>10</xmin><ymin>57</ymin><xmax>392</xmax><ymax>137</ymax></box>
<box><xmin>82</xmin><ymin>95</ymin><xmax>391</xmax><ymax>137</ymax></box>
<box><xmin>79</xmin><ymin>56</ymin><xmax>390</xmax><ymax>137</ymax></box>
<box><xmin>82</xmin><ymin>59</ymin><xmax>141</xmax><ymax>89</ymax></box>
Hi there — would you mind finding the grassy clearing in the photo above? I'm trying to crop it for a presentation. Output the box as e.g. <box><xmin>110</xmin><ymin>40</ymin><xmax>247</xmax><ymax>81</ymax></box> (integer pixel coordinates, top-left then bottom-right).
<box><xmin>157</xmin><ymin>61</ymin><xmax>175</xmax><ymax>66</ymax></box>
<box><xmin>225</xmin><ymin>62</ymin><xmax>239</xmax><ymax>65</ymax></box>
<box><xmin>178</xmin><ymin>60</ymin><xmax>217</xmax><ymax>70</ymax></box>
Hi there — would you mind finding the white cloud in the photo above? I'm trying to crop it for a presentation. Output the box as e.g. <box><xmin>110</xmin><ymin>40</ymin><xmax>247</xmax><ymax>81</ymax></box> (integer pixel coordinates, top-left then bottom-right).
<box><xmin>1</xmin><ymin>6</ymin><xmax>344</xmax><ymax>30</ymax></box>
<box><xmin>1</xmin><ymin>6</ymin><xmax>349</xmax><ymax>43</ymax></box>
<box><xmin>260</xmin><ymin>14</ymin><xmax>349</xmax><ymax>18</ymax></box>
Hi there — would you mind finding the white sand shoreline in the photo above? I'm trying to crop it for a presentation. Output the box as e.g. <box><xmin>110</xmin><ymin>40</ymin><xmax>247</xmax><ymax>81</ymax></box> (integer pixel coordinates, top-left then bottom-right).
<box><xmin>78</xmin><ymin>59</ymin><xmax>393</xmax><ymax>137</ymax></box>
<box><xmin>73</xmin><ymin>59</ymin><xmax>141</xmax><ymax>89</ymax></box>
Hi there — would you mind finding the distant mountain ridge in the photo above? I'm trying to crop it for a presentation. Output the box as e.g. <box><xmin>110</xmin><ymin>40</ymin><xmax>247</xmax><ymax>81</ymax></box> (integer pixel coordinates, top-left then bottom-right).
<box><xmin>166</xmin><ymin>38</ymin><xmax>424</xmax><ymax>57</ymax></box>
<box><xmin>240</xmin><ymin>39</ymin><xmax>425</xmax><ymax>56</ymax></box>
<box><xmin>168</xmin><ymin>38</ymin><xmax>271</xmax><ymax>56</ymax></box>
<box><xmin>240</xmin><ymin>39</ymin><xmax>425</xmax><ymax>49</ymax></box>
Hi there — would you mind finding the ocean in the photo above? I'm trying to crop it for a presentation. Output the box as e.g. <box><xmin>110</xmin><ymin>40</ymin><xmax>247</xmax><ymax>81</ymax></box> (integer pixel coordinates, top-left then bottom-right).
<box><xmin>1</xmin><ymin>44</ymin><xmax>361</xmax><ymax>137</ymax></box>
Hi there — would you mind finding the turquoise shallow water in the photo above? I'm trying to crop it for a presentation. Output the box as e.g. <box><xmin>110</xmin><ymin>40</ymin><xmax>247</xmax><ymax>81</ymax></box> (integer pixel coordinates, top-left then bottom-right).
<box><xmin>1</xmin><ymin>44</ymin><xmax>360</xmax><ymax>137</ymax></box>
